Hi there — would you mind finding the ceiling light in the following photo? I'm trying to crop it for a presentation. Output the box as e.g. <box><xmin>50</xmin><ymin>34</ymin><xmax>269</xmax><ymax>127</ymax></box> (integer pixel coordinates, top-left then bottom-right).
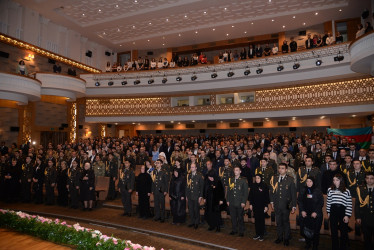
<box><xmin>277</xmin><ymin>63</ymin><xmax>284</xmax><ymax>71</ymax></box>
<box><xmin>232</xmin><ymin>25</ymin><xmax>235</xmax><ymax>28</ymax></box>
<box><xmin>192</xmin><ymin>120</ymin><xmax>195</xmax><ymax>122</ymax></box>
<box><xmin>251</xmin><ymin>22</ymin><xmax>254</xmax><ymax>25</ymax></box>
<box><xmin>162</xmin><ymin>77</ymin><xmax>168</xmax><ymax>84</ymax></box>
<box><xmin>256</xmin><ymin>65</ymin><xmax>263</xmax><ymax>74</ymax></box>
<box><xmin>103</xmin><ymin>32</ymin><xmax>106</xmax><ymax>35</ymax></box>
<box><xmin>352</xmin><ymin>114</ymin><xmax>356</xmax><ymax>117</ymax></box>
<box><xmin>82</xmin><ymin>13</ymin><xmax>85</xmax><ymax>16</ymax></box>
<box><xmin>121</xmin><ymin>80</ymin><xmax>127</xmax><ymax>85</ymax></box>
<box><xmin>132</xmin><ymin>25</ymin><xmax>136</xmax><ymax>29</ymax></box>
<box><xmin>166</xmin><ymin>18</ymin><xmax>169</xmax><ymax>22</ymax></box>
<box><xmin>303</xmin><ymin>22</ymin><xmax>306</xmax><ymax>25</ymax></box>
<box><xmin>282</xmin><ymin>25</ymin><xmax>285</xmax><ymax>28</ymax></box>
<box><xmin>191</xmin><ymin>74</ymin><xmax>197</xmax><ymax>81</ymax></box>
<box><xmin>132</xmin><ymin>122</ymin><xmax>136</xmax><ymax>125</ymax></box>
<box><xmin>212</xmin><ymin>28</ymin><xmax>215</xmax><ymax>31</ymax></box>
<box><xmin>244</xmin><ymin>67</ymin><xmax>251</xmax><ymax>75</ymax></box>
<box><xmin>162</xmin><ymin>43</ymin><xmax>165</xmax><ymax>46</ymax></box>
<box><xmin>271</xmin><ymin>19</ymin><xmax>274</xmax><ymax>22</ymax></box>
<box><xmin>292</xmin><ymin>117</ymin><xmax>296</xmax><ymax>120</ymax></box>
<box><xmin>149</xmin><ymin>22</ymin><xmax>152</xmax><ymax>25</ymax></box>
<box><xmin>224</xmin><ymin>7</ymin><xmax>227</xmax><ymax>11</ymax></box>
<box><xmin>226</xmin><ymin>33</ymin><xmax>229</xmax><ymax>36</ymax></box>
<box><xmin>320</xmin><ymin>116</ymin><xmax>325</xmax><ymax>119</ymax></box>
<box><xmin>157</xmin><ymin>123</ymin><xmax>160</xmax><ymax>125</ymax></box>
<box><xmin>315</xmin><ymin>12</ymin><xmax>318</xmax><ymax>15</ymax></box>
<box><xmin>203</xmin><ymin>11</ymin><xmax>207</xmax><ymax>15</ymax></box>
<box><xmin>170</xmin><ymin>121</ymin><xmax>174</xmax><ymax>123</ymax></box>
<box><xmin>98</xmin><ymin>9</ymin><xmax>102</xmax><ymax>13</ymax></box>
<box><xmin>334</xmin><ymin>53</ymin><xmax>344</xmax><ymax>62</ymax></box>
<box><xmin>293</xmin><ymin>62</ymin><xmax>300</xmax><ymax>70</ymax></box>
<box><xmin>316</xmin><ymin>59</ymin><xmax>322</xmax><ymax>66</ymax></box>
<box><xmin>134</xmin><ymin>0</ymin><xmax>138</xmax><ymax>3</ymax></box>
<box><xmin>95</xmin><ymin>81</ymin><xmax>100</xmax><ymax>86</ymax></box>
<box><xmin>239</xmin><ymin>118</ymin><xmax>243</xmax><ymax>121</ymax></box>
<box><xmin>134</xmin><ymin>79</ymin><xmax>140</xmax><ymax>85</ymax></box>
<box><xmin>178</xmin><ymin>34</ymin><xmax>181</xmax><ymax>36</ymax></box>
<box><xmin>115</xmin><ymin>4</ymin><xmax>119</xmax><ymax>8</ymax></box>
<box><xmin>195</xmin><ymin>31</ymin><xmax>198</xmax><ymax>34</ymax></box>
<box><xmin>339</xmin><ymin>9</ymin><xmax>342</xmax><ymax>12</ymax></box>
<box><xmin>117</xmin><ymin>28</ymin><xmax>121</xmax><ymax>32</ymax></box>
<box><xmin>244</xmin><ymin>31</ymin><xmax>247</xmax><ymax>34</ymax></box>
<box><xmin>108</xmin><ymin>81</ymin><xmax>114</xmax><ymax>86</ymax></box>
<box><xmin>147</xmin><ymin>39</ymin><xmax>150</xmax><ymax>42</ymax></box>
<box><xmin>178</xmin><ymin>122</ymin><xmax>181</xmax><ymax>125</ymax></box>
<box><xmin>184</xmin><ymin>15</ymin><xmax>187</xmax><ymax>18</ymax></box>
<box><xmin>176</xmin><ymin>75</ymin><xmax>182</xmax><ymax>82</ymax></box>
<box><xmin>227</xmin><ymin>70</ymin><xmax>234</xmax><ymax>77</ymax></box>
<box><xmin>115</xmin><ymin>123</ymin><xmax>118</xmax><ymax>125</ymax></box>
<box><xmin>119</xmin><ymin>45</ymin><xmax>122</xmax><ymax>46</ymax></box>
<box><xmin>293</xmin><ymin>16</ymin><xmax>296</xmax><ymax>18</ymax></box>
<box><xmin>148</xmin><ymin>78</ymin><xmax>154</xmax><ymax>84</ymax></box>
<box><xmin>211</xmin><ymin>72</ymin><xmax>218</xmax><ymax>78</ymax></box>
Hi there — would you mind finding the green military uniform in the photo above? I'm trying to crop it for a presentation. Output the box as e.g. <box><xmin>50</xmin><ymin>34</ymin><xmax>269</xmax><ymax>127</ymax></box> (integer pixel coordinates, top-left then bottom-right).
<box><xmin>136</xmin><ymin>153</ymin><xmax>149</xmax><ymax>165</ymax></box>
<box><xmin>122</xmin><ymin>155</ymin><xmax>135</xmax><ymax>169</ymax></box>
<box><xmin>296</xmin><ymin>166</ymin><xmax>321</xmax><ymax>192</ymax></box>
<box><xmin>92</xmin><ymin>160</ymin><xmax>105</xmax><ymax>177</ymax></box>
<box><xmin>269</xmin><ymin>174</ymin><xmax>297</xmax><ymax>241</ymax></box>
<box><xmin>44</xmin><ymin>165</ymin><xmax>57</xmax><ymax>205</ymax></box>
<box><xmin>219</xmin><ymin>166</ymin><xmax>234</xmax><ymax>189</ymax></box>
<box><xmin>340</xmin><ymin>164</ymin><xmax>353</xmax><ymax>175</ymax></box>
<box><xmin>362</xmin><ymin>160</ymin><xmax>373</xmax><ymax>173</ymax></box>
<box><xmin>107</xmin><ymin>159</ymin><xmax>118</xmax><ymax>200</ymax></box>
<box><xmin>20</xmin><ymin>162</ymin><xmax>33</xmax><ymax>202</ymax></box>
<box><xmin>355</xmin><ymin>185</ymin><xmax>374</xmax><ymax>249</ymax></box>
<box><xmin>185</xmin><ymin>161</ymin><xmax>202</xmax><ymax>174</ymax></box>
<box><xmin>151</xmin><ymin>168</ymin><xmax>168</xmax><ymax>221</ymax></box>
<box><xmin>255</xmin><ymin>166</ymin><xmax>274</xmax><ymax>188</ymax></box>
<box><xmin>227</xmin><ymin>176</ymin><xmax>249</xmax><ymax>235</ymax></box>
<box><xmin>198</xmin><ymin>156</ymin><xmax>210</xmax><ymax>175</ymax></box>
<box><xmin>67</xmin><ymin>167</ymin><xmax>81</xmax><ymax>208</ymax></box>
<box><xmin>186</xmin><ymin>171</ymin><xmax>204</xmax><ymax>226</ymax></box>
<box><xmin>118</xmin><ymin>168</ymin><xmax>135</xmax><ymax>215</ymax></box>
<box><xmin>346</xmin><ymin>169</ymin><xmax>365</xmax><ymax>198</ymax></box>
<box><xmin>294</xmin><ymin>153</ymin><xmax>312</xmax><ymax>171</ymax></box>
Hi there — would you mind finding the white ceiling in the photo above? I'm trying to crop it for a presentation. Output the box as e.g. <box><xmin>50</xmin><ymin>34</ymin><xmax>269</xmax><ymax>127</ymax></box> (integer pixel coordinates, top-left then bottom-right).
<box><xmin>14</xmin><ymin>0</ymin><xmax>370</xmax><ymax>52</ymax></box>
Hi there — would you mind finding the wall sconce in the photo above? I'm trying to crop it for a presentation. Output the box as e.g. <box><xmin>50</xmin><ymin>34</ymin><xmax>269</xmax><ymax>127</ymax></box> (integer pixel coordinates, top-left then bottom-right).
<box><xmin>28</xmin><ymin>54</ymin><xmax>34</xmax><ymax>60</ymax></box>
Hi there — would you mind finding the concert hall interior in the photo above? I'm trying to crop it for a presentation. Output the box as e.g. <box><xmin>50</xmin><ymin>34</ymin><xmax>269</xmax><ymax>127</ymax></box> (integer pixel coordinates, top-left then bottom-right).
<box><xmin>0</xmin><ymin>0</ymin><xmax>374</xmax><ymax>249</ymax></box>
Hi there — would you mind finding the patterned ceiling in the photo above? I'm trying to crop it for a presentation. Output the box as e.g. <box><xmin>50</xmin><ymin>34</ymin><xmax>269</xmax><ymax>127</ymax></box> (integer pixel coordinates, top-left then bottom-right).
<box><xmin>14</xmin><ymin>0</ymin><xmax>367</xmax><ymax>50</ymax></box>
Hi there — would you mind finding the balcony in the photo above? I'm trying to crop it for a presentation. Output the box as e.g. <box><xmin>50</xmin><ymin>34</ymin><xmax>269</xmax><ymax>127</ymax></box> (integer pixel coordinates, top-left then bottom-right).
<box><xmin>35</xmin><ymin>73</ymin><xmax>86</xmax><ymax>101</ymax></box>
<box><xmin>0</xmin><ymin>72</ymin><xmax>41</xmax><ymax>104</ymax></box>
<box><xmin>82</xmin><ymin>43</ymin><xmax>358</xmax><ymax>97</ymax></box>
<box><xmin>349</xmin><ymin>31</ymin><xmax>374</xmax><ymax>76</ymax></box>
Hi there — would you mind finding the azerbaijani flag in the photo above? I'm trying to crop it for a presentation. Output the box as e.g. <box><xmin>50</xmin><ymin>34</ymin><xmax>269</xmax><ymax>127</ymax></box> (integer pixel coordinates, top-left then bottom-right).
<box><xmin>327</xmin><ymin>127</ymin><xmax>373</xmax><ymax>149</ymax></box>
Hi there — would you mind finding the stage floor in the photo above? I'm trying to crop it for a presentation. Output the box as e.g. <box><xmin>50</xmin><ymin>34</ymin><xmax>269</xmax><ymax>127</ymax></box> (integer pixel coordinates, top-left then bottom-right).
<box><xmin>0</xmin><ymin>200</ymin><xmax>364</xmax><ymax>250</ymax></box>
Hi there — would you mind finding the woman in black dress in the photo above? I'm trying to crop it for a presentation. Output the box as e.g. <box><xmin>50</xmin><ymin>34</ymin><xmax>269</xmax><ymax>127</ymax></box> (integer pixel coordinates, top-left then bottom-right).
<box><xmin>57</xmin><ymin>161</ymin><xmax>68</xmax><ymax>206</ymax></box>
<box><xmin>136</xmin><ymin>165</ymin><xmax>152</xmax><ymax>219</ymax></box>
<box><xmin>80</xmin><ymin>162</ymin><xmax>95</xmax><ymax>211</ymax></box>
<box><xmin>298</xmin><ymin>176</ymin><xmax>324</xmax><ymax>250</ymax></box>
<box><xmin>203</xmin><ymin>169</ymin><xmax>225</xmax><ymax>232</ymax></box>
<box><xmin>249</xmin><ymin>174</ymin><xmax>270</xmax><ymax>241</ymax></box>
<box><xmin>169</xmin><ymin>168</ymin><xmax>186</xmax><ymax>224</ymax></box>
<box><xmin>33</xmin><ymin>157</ymin><xmax>44</xmax><ymax>204</ymax></box>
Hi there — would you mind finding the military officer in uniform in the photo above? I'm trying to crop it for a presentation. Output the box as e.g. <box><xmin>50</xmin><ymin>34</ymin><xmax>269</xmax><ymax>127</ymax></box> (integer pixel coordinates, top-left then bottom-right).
<box><xmin>255</xmin><ymin>158</ymin><xmax>274</xmax><ymax>188</ymax></box>
<box><xmin>230</xmin><ymin>151</ymin><xmax>241</xmax><ymax>169</ymax></box>
<box><xmin>67</xmin><ymin>160</ymin><xmax>80</xmax><ymax>208</ymax></box>
<box><xmin>107</xmin><ymin>153</ymin><xmax>118</xmax><ymax>200</ymax></box>
<box><xmin>227</xmin><ymin>166</ymin><xmax>249</xmax><ymax>237</ymax></box>
<box><xmin>186</xmin><ymin>162</ymin><xmax>204</xmax><ymax>229</ymax></box>
<box><xmin>294</xmin><ymin>146</ymin><xmax>311</xmax><ymax>171</ymax></box>
<box><xmin>347</xmin><ymin>159</ymin><xmax>366</xmax><ymax>198</ymax></box>
<box><xmin>219</xmin><ymin>158</ymin><xmax>234</xmax><ymax>194</ymax></box>
<box><xmin>185</xmin><ymin>154</ymin><xmax>201</xmax><ymax>174</ymax></box>
<box><xmin>152</xmin><ymin>159</ymin><xmax>168</xmax><ymax>222</ymax></box>
<box><xmin>92</xmin><ymin>155</ymin><xmax>105</xmax><ymax>177</ymax></box>
<box><xmin>44</xmin><ymin>159</ymin><xmax>57</xmax><ymax>205</ymax></box>
<box><xmin>118</xmin><ymin>160</ymin><xmax>135</xmax><ymax>216</ymax></box>
<box><xmin>277</xmin><ymin>145</ymin><xmax>293</xmax><ymax>167</ymax></box>
<box><xmin>296</xmin><ymin>157</ymin><xmax>321</xmax><ymax>192</ymax></box>
<box><xmin>270</xmin><ymin>163</ymin><xmax>297</xmax><ymax>246</ymax></box>
<box><xmin>20</xmin><ymin>155</ymin><xmax>33</xmax><ymax>202</ymax></box>
<box><xmin>339</xmin><ymin>155</ymin><xmax>353</xmax><ymax>175</ymax></box>
<box><xmin>355</xmin><ymin>172</ymin><xmax>374</xmax><ymax>250</ymax></box>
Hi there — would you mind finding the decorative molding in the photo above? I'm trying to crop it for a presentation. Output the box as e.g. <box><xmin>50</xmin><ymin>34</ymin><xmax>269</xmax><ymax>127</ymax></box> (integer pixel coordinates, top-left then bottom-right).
<box><xmin>85</xmin><ymin>77</ymin><xmax>374</xmax><ymax>117</ymax></box>
<box><xmin>349</xmin><ymin>31</ymin><xmax>374</xmax><ymax>76</ymax></box>
<box><xmin>68</xmin><ymin>102</ymin><xmax>77</xmax><ymax>143</ymax></box>
<box><xmin>0</xmin><ymin>33</ymin><xmax>101</xmax><ymax>73</ymax></box>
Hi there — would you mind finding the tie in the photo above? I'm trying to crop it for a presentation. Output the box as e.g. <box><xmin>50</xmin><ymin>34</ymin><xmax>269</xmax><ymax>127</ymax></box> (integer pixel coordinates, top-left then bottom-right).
<box><xmin>307</xmin><ymin>169</ymin><xmax>310</xmax><ymax>175</ymax></box>
<box><xmin>356</xmin><ymin>172</ymin><xmax>359</xmax><ymax>178</ymax></box>
<box><xmin>280</xmin><ymin>176</ymin><xmax>283</xmax><ymax>183</ymax></box>
<box><xmin>369</xmin><ymin>188</ymin><xmax>372</xmax><ymax>195</ymax></box>
<box><xmin>262</xmin><ymin>168</ymin><xmax>265</xmax><ymax>172</ymax></box>
<box><xmin>351</xmin><ymin>152</ymin><xmax>354</xmax><ymax>157</ymax></box>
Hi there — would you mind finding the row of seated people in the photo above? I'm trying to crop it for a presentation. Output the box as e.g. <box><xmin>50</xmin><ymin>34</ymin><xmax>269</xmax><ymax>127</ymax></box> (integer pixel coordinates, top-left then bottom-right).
<box><xmin>0</xmin><ymin>132</ymin><xmax>374</xmax><ymax>248</ymax></box>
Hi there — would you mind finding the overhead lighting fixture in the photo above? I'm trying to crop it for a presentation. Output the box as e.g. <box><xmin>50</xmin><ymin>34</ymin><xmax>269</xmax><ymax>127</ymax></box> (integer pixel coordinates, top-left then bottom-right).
<box><xmin>95</xmin><ymin>81</ymin><xmax>100</xmax><ymax>86</ymax></box>
<box><xmin>134</xmin><ymin>0</ymin><xmax>138</xmax><ymax>3</ymax></box>
<box><xmin>170</xmin><ymin>121</ymin><xmax>174</xmax><ymax>123</ymax></box>
<box><xmin>115</xmin><ymin>4</ymin><xmax>119</xmax><ymax>8</ymax></box>
<box><xmin>108</xmin><ymin>81</ymin><xmax>114</xmax><ymax>86</ymax></box>
<box><xmin>271</xmin><ymin>19</ymin><xmax>275</xmax><ymax>22</ymax></box>
<box><xmin>226</xmin><ymin>33</ymin><xmax>229</xmax><ymax>36</ymax></box>
<box><xmin>231</xmin><ymin>25</ymin><xmax>235</xmax><ymax>28</ymax></box>
<box><xmin>195</xmin><ymin>31</ymin><xmax>198</xmax><ymax>34</ymax></box>
<box><xmin>166</xmin><ymin>18</ymin><xmax>169</xmax><ymax>22</ymax></box>
<box><xmin>224</xmin><ymin>7</ymin><xmax>227</xmax><ymax>11</ymax></box>
<box><xmin>98</xmin><ymin>9</ymin><xmax>102</xmax><ymax>13</ymax></box>
<box><xmin>184</xmin><ymin>15</ymin><xmax>188</xmax><ymax>18</ymax></box>
<box><xmin>192</xmin><ymin>120</ymin><xmax>195</xmax><ymax>122</ymax></box>
<box><xmin>162</xmin><ymin>77</ymin><xmax>168</xmax><ymax>84</ymax></box>
<box><xmin>244</xmin><ymin>67</ymin><xmax>251</xmax><ymax>76</ymax></box>
<box><xmin>339</xmin><ymin>9</ymin><xmax>342</xmax><ymax>12</ymax></box>
<box><xmin>203</xmin><ymin>11</ymin><xmax>207</xmax><ymax>15</ymax></box>
<box><xmin>121</xmin><ymin>80</ymin><xmax>127</xmax><ymax>85</ymax></box>
<box><xmin>293</xmin><ymin>16</ymin><xmax>296</xmax><ymax>18</ymax></box>
<box><xmin>132</xmin><ymin>122</ymin><xmax>136</xmax><ymax>125</ymax></box>
<box><xmin>282</xmin><ymin>25</ymin><xmax>285</xmax><ymax>29</ymax></box>
<box><xmin>292</xmin><ymin>117</ymin><xmax>296</xmax><ymax>120</ymax></box>
<box><xmin>320</xmin><ymin>116</ymin><xmax>325</xmax><ymax>119</ymax></box>
<box><xmin>244</xmin><ymin>31</ymin><xmax>247</xmax><ymax>34</ymax></box>
<box><xmin>316</xmin><ymin>58</ymin><xmax>322</xmax><ymax>66</ymax></box>
<box><xmin>352</xmin><ymin>114</ymin><xmax>357</xmax><ymax>117</ymax></box>
<box><xmin>227</xmin><ymin>69</ymin><xmax>234</xmax><ymax>77</ymax></box>
<box><xmin>178</xmin><ymin>33</ymin><xmax>181</xmax><ymax>37</ymax></box>
<box><xmin>334</xmin><ymin>53</ymin><xmax>344</xmax><ymax>62</ymax></box>
<box><xmin>149</xmin><ymin>22</ymin><xmax>152</xmax><ymax>25</ymax></box>
<box><xmin>148</xmin><ymin>77</ymin><xmax>154</xmax><ymax>84</ymax></box>
<box><xmin>212</xmin><ymin>28</ymin><xmax>215</xmax><ymax>31</ymax></box>
<box><xmin>293</xmin><ymin>61</ymin><xmax>300</xmax><ymax>70</ymax></box>
<box><xmin>134</xmin><ymin>79</ymin><xmax>140</xmax><ymax>85</ymax></box>
<box><xmin>176</xmin><ymin>74</ymin><xmax>182</xmax><ymax>82</ymax></box>
<box><xmin>277</xmin><ymin>62</ymin><xmax>284</xmax><ymax>72</ymax></box>
<box><xmin>303</xmin><ymin>22</ymin><xmax>306</xmax><ymax>26</ymax></box>
<box><xmin>191</xmin><ymin>74</ymin><xmax>197</xmax><ymax>81</ymax></box>
<box><xmin>256</xmin><ymin>65</ymin><xmax>263</xmax><ymax>74</ymax></box>
<box><xmin>315</xmin><ymin>12</ymin><xmax>318</xmax><ymax>15</ymax></box>
<box><xmin>211</xmin><ymin>71</ymin><xmax>218</xmax><ymax>78</ymax></box>
<box><xmin>239</xmin><ymin>118</ymin><xmax>243</xmax><ymax>121</ymax></box>
<box><xmin>178</xmin><ymin>122</ymin><xmax>181</xmax><ymax>125</ymax></box>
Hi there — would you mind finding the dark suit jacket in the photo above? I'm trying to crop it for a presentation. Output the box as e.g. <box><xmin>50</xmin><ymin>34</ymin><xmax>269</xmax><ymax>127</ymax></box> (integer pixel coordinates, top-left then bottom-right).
<box><xmin>248</xmin><ymin>48</ymin><xmax>255</xmax><ymax>59</ymax></box>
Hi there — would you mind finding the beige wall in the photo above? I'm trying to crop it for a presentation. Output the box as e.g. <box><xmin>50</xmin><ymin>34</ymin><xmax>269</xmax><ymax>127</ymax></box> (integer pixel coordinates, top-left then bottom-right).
<box><xmin>0</xmin><ymin>107</ymin><xmax>19</xmax><ymax>145</ymax></box>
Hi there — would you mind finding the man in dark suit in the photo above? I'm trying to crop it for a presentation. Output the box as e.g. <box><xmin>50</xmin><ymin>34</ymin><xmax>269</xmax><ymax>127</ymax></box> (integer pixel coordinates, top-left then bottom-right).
<box><xmin>161</xmin><ymin>141</ymin><xmax>173</xmax><ymax>164</ymax></box>
<box><xmin>255</xmin><ymin>44</ymin><xmax>263</xmax><ymax>57</ymax></box>
<box><xmin>246</xmin><ymin>150</ymin><xmax>260</xmax><ymax>180</ymax></box>
<box><xmin>305</xmin><ymin>33</ymin><xmax>313</xmax><ymax>49</ymax></box>
<box><xmin>348</xmin><ymin>144</ymin><xmax>359</xmax><ymax>161</ymax></box>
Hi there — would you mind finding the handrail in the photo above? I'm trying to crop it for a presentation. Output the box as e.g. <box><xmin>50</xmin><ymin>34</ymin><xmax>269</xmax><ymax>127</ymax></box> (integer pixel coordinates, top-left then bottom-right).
<box><xmin>0</xmin><ymin>71</ymin><xmax>42</xmax><ymax>85</ymax></box>
<box><xmin>348</xmin><ymin>30</ymin><xmax>374</xmax><ymax>50</ymax></box>
<box><xmin>35</xmin><ymin>72</ymin><xmax>87</xmax><ymax>83</ymax></box>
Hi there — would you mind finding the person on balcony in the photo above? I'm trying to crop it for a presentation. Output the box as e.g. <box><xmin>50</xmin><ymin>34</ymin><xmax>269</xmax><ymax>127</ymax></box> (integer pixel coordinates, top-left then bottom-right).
<box><xmin>16</xmin><ymin>60</ymin><xmax>27</xmax><ymax>75</ymax></box>
<box><xmin>289</xmin><ymin>37</ymin><xmax>297</xmax><ymax>52</ymax></box>
<box><xmin>365</xmin><ymin>21</ymin><xmax>373</xmax><ymax>34</ymax></box>
<box><xmin>325</xmin><ymin>33</ymin><xmax>335</xmax><ymax>46</ymax></box>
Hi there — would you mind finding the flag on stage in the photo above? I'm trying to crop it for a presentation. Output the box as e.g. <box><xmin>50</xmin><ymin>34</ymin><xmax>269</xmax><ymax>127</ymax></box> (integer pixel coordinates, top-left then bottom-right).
<box><xmin>327</xmin><ymin>127</ymin><xmax>373</xmax><ymax>149</ymax></box>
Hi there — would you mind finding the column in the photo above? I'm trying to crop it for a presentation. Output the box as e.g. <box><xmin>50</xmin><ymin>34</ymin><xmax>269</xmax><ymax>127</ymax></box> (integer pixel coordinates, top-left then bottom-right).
<box><xmin>99</xmin><ymin>124</ymin><xmax>106</xmax><ymax>138</ymax></box>
<box><xmin>17</xmin><ymin>102</ymin><xmax>33</xmax><ymax>145</ymax></box>
<box><xmin>67</xmin><ymin>102</ymin><xmax>77</xmax><ymax>143</ymax></box>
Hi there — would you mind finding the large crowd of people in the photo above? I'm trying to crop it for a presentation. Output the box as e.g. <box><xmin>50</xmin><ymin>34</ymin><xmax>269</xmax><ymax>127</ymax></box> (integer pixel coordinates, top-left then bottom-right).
<box><xmin>1</xmin><ymin>131</ymin><xmax>374</xmax><ymax>249</ymax></box>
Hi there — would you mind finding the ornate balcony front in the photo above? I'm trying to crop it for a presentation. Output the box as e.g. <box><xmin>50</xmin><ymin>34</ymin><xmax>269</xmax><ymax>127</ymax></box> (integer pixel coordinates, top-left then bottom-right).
<box><xmin>0</xmin><ymin>72</ymin><xmax>41</xmax><ymax>104</ymax></box>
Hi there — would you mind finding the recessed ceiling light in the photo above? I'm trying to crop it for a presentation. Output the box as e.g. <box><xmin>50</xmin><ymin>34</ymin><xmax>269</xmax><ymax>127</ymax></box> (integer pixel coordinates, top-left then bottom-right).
<box><xmin>98</xmin><ymin>9</ymin><xmax>102</xmax><ymax>13</ymax></box>
<box><xmin>251</xmin><ymin>22</ymin><xmax>254</xmax><ymax>25</ymax></box>
<box><xmin>170</xmin><ymin>121</ymin><xmax>174</xmax><ymax>123</ymax></box>
<box><xmin>232</xmin><ymin>25</ymin><xmax>235</xmax><ymax>28</ymax></box>
<box><xmin>282</xmin><ymin>25</ymin><xmax>285</xmax><ymax>28</ymax></box>
<box><xmin>119</xmin><ymin>44</ymin><xmax>122</xmax><ymax>46</ymax></box>
<box><xmin>292</xmin><ymin>117</ymin><xmax>296</xmax><ymax>120</ymax></box>
<box><xmin>149</xmin><ymin>22</ymin><xmax>152</xmax><ymax>25</ymax></box>
<box><xmin>134</xmin><ymin>0</ymin><xmax>138</xmax><ymax>3</ymax></box>
<box><xmin>244</xmin><ymin>31</ymin><xmax>247</xmax><ymax>34</ymax></box>
<box><xmin>132</xmin><ymin>122</ymin><xmax>136</xmax><ymax>124</ymax></box>
<box><xmin>132</xmin><ymin>25</ymin><xmax>136</xmax><ymax>29</ymax></box>
<box><xmin>226</xmin><ymin>33</ymin><xmax>229</xmax><ymax>36</ymax></box>
<box><xmin>178</xmin><ymin>33</ymin><xmax>181</xmax><ymax>36</ymax></box>
<box><xmin>303</xmin><ymin>22</ymin><xmax>306</xmax><ymax>25</ymax></box>
<box><xmin>192</xmin><ymin>120</ymin><xmax>195</xmax><ymax>122</ymax></box>
<box><xmin>147</xmin><ymin>39</ymin><xmax>150</xmax><ymax>42</ymax></box>
<box><xmin>315</xmin><ymin>12</ymin><xmax>318</xmax><ymax>15</ymax></box>
<box><xmin>195</xmin><ymin>31</ymin><xmax>198</xmax><ymax>33</ymax></box>
<box><xmin>184</xmin><ymin>15</ymin><xmax>187</xmax><ymax>18</ymax></box>
<box><xmin>166</xmin><ymin>18</ymin><xmax>169</xmax><ymax>22</ymax></box>
<box><xmin>352</xmin><ymin>114</ymin><xmax>357</xmax><ymax>117</ymax></box>
<box><xmin>272</xmin><ymin>19</ymin><xmax>275</xmax><ymax>22</ymax></box>
<box><xmin>212</xmin><ymin>28</ymin><xmax>215</xmax><ymax>31</ymax></box>
<box><xmin>339</xmin><ymin>9</ymin><xmax>342</xmax><ymax>12</ymax></box>
<box><xmin>117</xmin><ymin>28</ymin><xmax>120</xmax><ymax>32</ymax></box>
<box><xmin>203</xmin><ymin>11</ymin><xmax>207</xmax><ymax>14</ymax></box>
<box><xmin>157</xmin><ymin>123</ymin><xmax>160</xmax><ymax>125</ymax></box>
<box><xmin>224</xmin><ymin>7</ymin><xmax>227</xmax><ymax>11</ymax></box>
<box><xmin>178</xmin><ymin>122</ymin><xmax>181</xmax><ymax>124</ymax></box>
<box><xmin>239</xmin><ymin>118</ymin><xmax>243</xmax><ymax>120</ymax></box>
<box><xmin>103</xmin><ymin>32</ymin><xmax>106</xmax><ymax>35</ymax></box>
<box><xmin>115</xmin><ymin>4</ymin><xmax>119</xmax><ymax>8</ymax></box>
<box><xmin>82</xmin><ymin>13</ymin><xmax>85</xmax><ymax>16</ymax></box>
<box><xmin>162</xmin><ymin>43</ymin><xmax>165</xmax><ymax>46</ymax></box>
<box><xmin>132</xmin><ymin>41</ymin><xmax>135</xmax><ymax>44</ymax></box>
<box><xmin>293</xmin><ymin>16</ymin><xmax>296</xmax><ymax>18</ymax></box>
<box><xmin>320</xmin><ymin>116</ymin><xmax>325</xmax><ymax>119</ymax></box>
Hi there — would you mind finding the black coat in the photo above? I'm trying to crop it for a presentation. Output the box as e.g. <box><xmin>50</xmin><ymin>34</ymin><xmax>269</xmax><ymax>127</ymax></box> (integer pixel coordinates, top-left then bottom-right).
<box><xmin>80</xmin><ymin>169</ymin><xmax>95</xmax><ymax>201</ymax></box>
<box><xmin>321</xmin><ymin>169</ymin><xmax>345</xmax><ymax>194</ymax></box>
<box><xmin>136</xmin><ymin>173</ymin><xmax>152</xmax><ymax>195</ymax></box>
<box><xmin>249</xmin><ymin>182</ymin><xmax>270</xmax><ymax>212</ymax></box>
<box><xmin>297</xmin><ymin>186</ymin><xmax>324</xmax><ymax>216</ymax></box>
